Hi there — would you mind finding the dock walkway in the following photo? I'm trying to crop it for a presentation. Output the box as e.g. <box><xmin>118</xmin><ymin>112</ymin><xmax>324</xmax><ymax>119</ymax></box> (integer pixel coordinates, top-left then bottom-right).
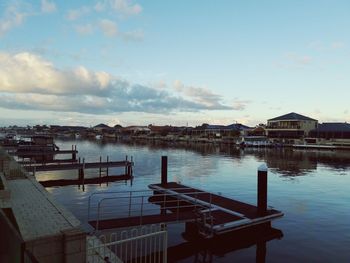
<box><xmin>149</xmin><ymin>182</ymin><xmax>283</xmax><ymax>235</ymax></box>
<box><xmin>89</xmin><ymin>182</ymin><xmax>283</xmax><ymax>236</ymax></box>
<box><xmin>0</xmin><ymin>147</ymin><xmax>128</xmax><ymax>262</ymax></box>
<box><xmin>24</xmin><ymin>160</ymin><xmax>132</xmax><ymax>172</ymax></box>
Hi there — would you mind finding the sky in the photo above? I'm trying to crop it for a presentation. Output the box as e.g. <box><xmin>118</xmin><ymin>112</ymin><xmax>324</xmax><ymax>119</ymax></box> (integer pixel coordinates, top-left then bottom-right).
<box><xmin>0</xmin><ymin>0</ymin><xmax>349</xmax><ymax>127</ymax></box>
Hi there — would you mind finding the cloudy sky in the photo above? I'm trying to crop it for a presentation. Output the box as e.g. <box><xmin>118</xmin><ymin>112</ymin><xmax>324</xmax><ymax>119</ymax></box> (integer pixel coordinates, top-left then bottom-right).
<box><xmin>0</xmin><ymin>0</ymin><xmax>349</xmax><ymax>127</ymax></box>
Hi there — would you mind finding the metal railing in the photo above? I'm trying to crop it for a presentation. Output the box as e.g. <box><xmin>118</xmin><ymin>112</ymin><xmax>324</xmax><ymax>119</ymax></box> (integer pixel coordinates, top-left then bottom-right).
<box><xmin>88</xmin><ymin>188</ymin><xmax>214</xmax><ymax>232</ymax></box>
<box><xmin>87</xmin><ymin>224</ymin><xmax>167</xmax><ymax>263</ymax></box>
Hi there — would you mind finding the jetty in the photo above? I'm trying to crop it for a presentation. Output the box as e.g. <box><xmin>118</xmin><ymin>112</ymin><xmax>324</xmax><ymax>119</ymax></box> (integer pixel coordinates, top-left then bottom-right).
<box><xmin>0</xmin><ymin>147</ymin><xmax>87</xmax><ymax>262</ymax></box>
<box><xmin>23</xmin><ymin>156</ymin><xmax>134</xmax><ymax>189</ymax></box>
<box><xmin>3</xmin><ymin>135</ymin><xmax>135</xmax><ymax>187</ymax></box>
<box><xmin>0</xmin><ymin>147</ymin><xmax>168</xmax><ymax>262</ymax></box>
<box><xmin>88</xmin><ymin>156</ymin><xmax>283</xmax><ymax>238</ymax></box>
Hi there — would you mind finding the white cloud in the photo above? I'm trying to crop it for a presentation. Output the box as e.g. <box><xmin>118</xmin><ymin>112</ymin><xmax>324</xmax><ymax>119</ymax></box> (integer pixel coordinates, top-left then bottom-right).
<box><xmin>99</xmin><ymin>19</ymin><xmax>118</xmax><ymax>37</ymax></box>
<box><xmin>41</xmin><ymin>0</ymin><xmax>57</xmax><ymax>14</ymax></box>
<box><xmin>173</xmin><ymin>80</ymin><xmax>232</xmax><ymax>110</ymax></box>
<box><xmin>331</xmin><ymin>41</ymin><xmax>345</xmax><ymax>49</ymax></box>
<box><xmin>0</xmin><ymin>3</ymin><xmax>28</xmax><ymax>36</ymax></box>
<box><xmin>278</xmin><ymin>53</ymin><xmax>313</xmax><ymax>68</ymax></box>
<box><xmin>287</xmin><ymin>53</ymin><xmax>312</xmax><ymax>65</ymax></box>
<box><xmin>0</xmin><ymin>52</ymin><xmax>111</xmax><ymax>95</ymax></box>
<box><xmin>232</xmin><ymin>99</ymin><xmax>250</xmax><ymax>111</ymax></box>
<box><xmin>122</xmin><ymin>29</ymin><xmax>144</xmax><ymax>41</ymax></box>
<box><xmin>65</xmin><ymin>6</ymin><xmax>90</xmax><ymax>21</ymax></box>
<box><xmin>0</xmin><ymin>52</ymin><xmax>235</xmax><ymax>115</ymax></box>
<box><xmin>75</xmin><ymin>24</ymin><xmax>94</xmax><ymax>35</ymax></box>
<box><xmin>95</xmin><ymin>0</ymin><xmax>142</xmax><ymax>15</ymax></box>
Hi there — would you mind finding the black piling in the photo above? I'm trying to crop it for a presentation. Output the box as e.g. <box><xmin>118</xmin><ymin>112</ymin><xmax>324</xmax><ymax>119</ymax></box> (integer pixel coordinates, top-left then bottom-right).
<box><xmin>99</xmin><ymin>156</ymin><xmax>102</xmax><ymax>178</ymax></box>
<box><xmin>161</xmin><ymin>156</ymin><xmax>168</xmax><ymax>186</ymax></box>
<box><xmin>257</xmin><ymin>164</ymin><xmax>268</xmax><ymax>216</ymax></box>
<box><xmin>130</xmin><ymin>156</ymin><xmax>133</xmax><ymax>176</ymax></box>
<box><xmin>72</xmin><ymin>145</ymin><xmax>76</xmax><ymax>161</ymax></box>
<box><xmin>106</xmin><ymin>156</ymin><xmax>109</xmax><ymax>177</ymax></box>
<box><xmin>125</xmin><ymin>155</ymin><xmax>128</xmax><ymax>175</ymax></box>
<box><xmin>78</xmin><ymin>158</ymin><xmax>85</xmax><ymax>185</ymax></box>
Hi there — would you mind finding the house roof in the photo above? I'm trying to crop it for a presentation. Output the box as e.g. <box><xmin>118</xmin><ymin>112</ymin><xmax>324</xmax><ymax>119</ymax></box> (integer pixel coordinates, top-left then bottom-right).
<box><xmin>314</xmin><ymin>123</ymin><xmax>350</xmax><ymax>132</ymax></box>
<box><xmin>205</xmin><ymin>123</ymin><xmax>252</xmax><ymax>131</ymax></box>
<box><xmin>226</xmin><ymin>123</ymin><xmax>252</xmax><ymax>130</ymax></box>
<box><xmin>268</xmin><ymin>112</ymin><xmax>317</xmax><ymax>122</ymax></box>
<box><xmin>94</xmin><ymin>123</ymin><xmax>110</xmax><ymax>128</ymax></box>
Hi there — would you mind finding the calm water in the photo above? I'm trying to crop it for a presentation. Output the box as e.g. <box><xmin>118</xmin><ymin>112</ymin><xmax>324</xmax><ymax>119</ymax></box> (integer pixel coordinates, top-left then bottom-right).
<box><xmin>39</xmin><ymin>139</ymin><xmax>350</xmax><ymax>262</ymax></box>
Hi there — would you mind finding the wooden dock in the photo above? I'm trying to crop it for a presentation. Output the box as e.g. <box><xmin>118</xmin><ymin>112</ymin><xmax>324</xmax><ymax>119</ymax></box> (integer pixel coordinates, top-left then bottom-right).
<box><xmin>89</xmin><ymin>182</ymin><xmax>283</xmax><ymax>236</ymax></box>
<box><xmin>149</xmin><ymin>182</ymin><xmax>283</xmax><ymax>235</ymax></box>
<box><xmin>24</xmin><ymin>160</ymin><xmax>132</xmax><ymax>172</ymax></box>
<box><xmin>11</xmin><ymin>149</ymin><xmax>78</xmax><ymax>156</ymax></box>
<box><xmin>88</xmin><ymin>156</ymin><xmax>283</xmax><ymax>238</ymax></box>
<box><xmin>39</xmin><ymin>174</ymin><xmax>133</xmax><ymax>187</ymax></box>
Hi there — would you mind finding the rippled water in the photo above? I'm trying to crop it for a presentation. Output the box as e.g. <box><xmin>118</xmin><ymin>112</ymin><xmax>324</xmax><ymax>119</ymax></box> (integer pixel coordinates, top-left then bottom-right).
<box><xmin>39</xmin><ymin>139</ymin><xmax>350</xmax><ymax>262</ymax></box>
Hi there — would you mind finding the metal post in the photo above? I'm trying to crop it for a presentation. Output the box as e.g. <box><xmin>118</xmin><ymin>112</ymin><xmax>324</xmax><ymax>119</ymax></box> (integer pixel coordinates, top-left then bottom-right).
<box><xmin>161</xmin><ymin>156</ymin><xmax>168</xmax><ymax>185</ymax></box>
<box><xmin>128</xmin><ymin>191</ymin><xmax>132</xmax><ymax>217</ymax></box>
<box><xmin>99</xmin><ymin>156</ymin><xmax>102</xmax><ymax>178</ymax></box>
<box><xmin>106</xmin><ymin>156</ymin><xmax>109</xmax><ymax>177</ymax></box>
<box><xmin>257</xmin><ymin>164</ymin><xmax>268</xmax><ymax>216</ymax></box>
<box><xmin>125</xmin><ymin>155</ymin><xmax>128</xmax><ymax>175</ymax></box>
<box><xmin>81</xmin><ymin>158</ymin><xmax>85</xmax><ymax>190</ymax></box>
<box><xmin>130</xmin><ymin>156</ymin><xmax>133</xmax><ymax>176</ymax></box>
<box><xmin>256</xmin><ymin>240</ymin><xmax>267</xmax><ymax>263</ymax></box>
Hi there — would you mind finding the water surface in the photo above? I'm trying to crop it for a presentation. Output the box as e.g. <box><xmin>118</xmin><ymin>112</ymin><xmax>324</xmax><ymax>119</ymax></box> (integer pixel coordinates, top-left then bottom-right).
<box><xmin>39</xmin><ymin>139</ymin><xmax>350</xmax><ymax>262</ymax></box>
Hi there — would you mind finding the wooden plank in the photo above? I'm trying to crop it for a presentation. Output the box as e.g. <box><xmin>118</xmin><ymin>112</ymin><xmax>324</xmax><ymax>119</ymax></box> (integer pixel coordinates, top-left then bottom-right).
<box><xmin>19</xmin><ymin>159</ymin><xmax>78</xmax><ymax>165</ymax></box>
<box><xmin>12</xmin><ymin>150</ymin><xmax>78</xmax><ymax>156</ymax></box>
<box><xmin>40</xmin><ymin>175</ymin><xmax>132</xmax><ymax>187</ymax></box>
<box><xmin>89</xmin><ymin>211</ymin><xmax>197</xmax><ymax>230</ymax></box>
<box><xmin>150</xmin><ymin>182</ymin><xmax>273</xmax><ymax>219</ymax></box>
<box><xmin>24</xmin><ymin>161</ymin><xmax>131</xmax><ymax>172</ymax></box>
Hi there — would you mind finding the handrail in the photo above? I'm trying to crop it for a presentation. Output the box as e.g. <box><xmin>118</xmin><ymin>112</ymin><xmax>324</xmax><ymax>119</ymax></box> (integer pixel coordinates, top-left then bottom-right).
<box><xmin>88</xmin><ymin>188</ymin><xmax>210</xmax><ymax>220</ymax></box>
<box><xmin>91</xmin><ymin>189</ymin><xmax>213</xmax><ymax>231</ymax></box>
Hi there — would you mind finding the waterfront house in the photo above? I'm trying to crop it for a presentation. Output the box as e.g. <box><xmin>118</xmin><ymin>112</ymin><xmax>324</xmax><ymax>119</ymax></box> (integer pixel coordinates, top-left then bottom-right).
<box><xmin>307</xmin><ymin>122</ymin><xmax>350</xmax><ymax>146</ymax></box>
<box><xmin>122</xmin><ymin>126</ymin><xmax>151</xmax><ymax>135</ymax></box>
<box><xmin>93</xmin><ymin>123</ymin><xmax>112</xmax><ymax>133</ymax></box>
<box><xmin>193</xmin><ymin>123</ymin><xmax>251</xmax><ymax>139</ymax></box>
<box><xmin>266</xmin><ymin>112</ymin><xmax>318</xmax><ymax>144</ymax></box>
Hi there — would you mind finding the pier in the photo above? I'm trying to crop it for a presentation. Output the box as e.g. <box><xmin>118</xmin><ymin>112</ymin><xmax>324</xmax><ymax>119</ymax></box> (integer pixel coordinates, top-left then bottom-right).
<box><xmin>0</xmin><ymin>147</ymin><xmax>87</xmax><ymax>262</ymax></box>
<box><xmin>88</xmin><ymin>156</ymin><xmax>283</xmax><ymax>238</ymax></box>
<box><xmin>23</xmin><ymin>156</ymin><xmax>134</xmax><ymax>189</ymax></box>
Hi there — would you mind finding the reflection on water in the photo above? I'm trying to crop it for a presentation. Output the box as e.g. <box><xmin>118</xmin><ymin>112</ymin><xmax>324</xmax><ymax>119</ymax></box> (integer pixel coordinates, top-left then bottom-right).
<box><xmin>168</xmin><ymin>223</ymin><xmax>283</xmax><ymax>263</ymax></box>
<box><xmin>41</xmin><ymin>139</ymin><xmax>350</xmax><ymax>262</ymax></box>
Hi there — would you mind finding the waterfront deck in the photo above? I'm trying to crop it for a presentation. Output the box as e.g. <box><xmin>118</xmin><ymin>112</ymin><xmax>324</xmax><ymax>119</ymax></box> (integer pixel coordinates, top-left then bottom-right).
<box><xmin>0</xmin><ymin>147</ymin><xmax>125</xmax><ymax>262</ymax></box>
<box><xmin>89</xmin><ymin>182</ymin><xmax>283</xmax><ymax>236</ymax></box>
<box><xmin>149</xmin><ymin>182</ymin><xmax>283</xmax><ymax>235</ymax></box>
<box><xmin>88</xmin><ymin>157</ymin><xmax>283</xmax><ymax>237</ymax></box>
<box><xmin>40</xmin><ymin>174</ymin><xmax>133</xmax><ymax>187</ymax></box>
<box><xmin>24</xmin><ymin>160</ymin><xmax>132</xmax><ymax>172</ymax></box>
<box><xmin>4</xmin><ymin>177</ymin><xmax>81</xmax><ymax>241</ymax></box>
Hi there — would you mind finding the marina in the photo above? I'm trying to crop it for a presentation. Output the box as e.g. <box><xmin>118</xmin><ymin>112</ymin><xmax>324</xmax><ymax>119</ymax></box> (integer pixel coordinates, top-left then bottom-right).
<box><xmin>1</xmin><ymin>137</ymin><xmax>350</xmax><ymax>262</ymax></box>
<box><xmin>53</xmin><ymin>139</ymin><xmax>349</xmax><ymax>262</ymax></box>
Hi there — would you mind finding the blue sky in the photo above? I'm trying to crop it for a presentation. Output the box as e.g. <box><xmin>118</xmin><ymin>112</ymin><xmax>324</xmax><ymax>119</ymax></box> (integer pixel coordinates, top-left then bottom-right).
<box><xmin>0</xmin><ymin>0</ymin><xmax>349</xmax><ymax>127</ymax></box>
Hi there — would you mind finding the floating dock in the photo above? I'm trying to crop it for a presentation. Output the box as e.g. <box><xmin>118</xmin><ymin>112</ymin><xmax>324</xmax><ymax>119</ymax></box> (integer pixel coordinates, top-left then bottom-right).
<box><xmin>24</xmin><ymin>160</ymin><xmax>133</xmax><ymax>172</ymax></box>
<box><xmin>89</xmin><ymin>156</ymin><xmax>283</xmax><ymax>238</ymax></box>
<box><xmin>148</xmin><ymin>182</ymin><xmax>283</xmax><ymax>236</ymax></box>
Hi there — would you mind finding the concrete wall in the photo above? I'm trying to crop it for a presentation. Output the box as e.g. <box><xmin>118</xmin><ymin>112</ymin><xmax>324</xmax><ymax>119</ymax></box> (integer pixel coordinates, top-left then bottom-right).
<box><xmin>25</xmin><ymin>228</ymin><xmax>86</xmax><ymax>263</ymax></box>
<box><xmin>0</xmin><ymin>209</ymin><xmax>23</xmax><ymax>263</ymax></box>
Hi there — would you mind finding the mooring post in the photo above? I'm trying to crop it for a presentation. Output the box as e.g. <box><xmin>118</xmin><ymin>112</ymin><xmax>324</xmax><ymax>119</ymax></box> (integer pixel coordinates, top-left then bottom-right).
<box><xmin>161</xmin><ymin>156</ymin><xmax>168</xmax><ymax>185</ymax></box>
<box><xmin>99</xmin><ymin>156</ymin><xmax>102</xmax><ymax>178</ymax></box>
<box><xmin>106</xmin><ymin>156</ymin><xmax>109</xmax><ymax>177</ymax></box>
<box><xmin>257</xmin><ymin>164</ymin><xmax>268</xmax><ymax>216</ymax></box>
<box><xmin>72</xmin><ymin>145</ymin><xmax>76</xmax><ymax>161</ymax></box>
<box><xmin>82</xmin><ymin>158</ymin><xmax>85</xmax><ymax>191</ymax></box>
<box><xmin>130</xmin><ymin>156</ymin><xmax>133</xmax><ymax>176</ymax></box>
<box><xmin>125</xmin><ymin>155</ymin><xmax>128</xmax><ymax>175</ymax></box>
